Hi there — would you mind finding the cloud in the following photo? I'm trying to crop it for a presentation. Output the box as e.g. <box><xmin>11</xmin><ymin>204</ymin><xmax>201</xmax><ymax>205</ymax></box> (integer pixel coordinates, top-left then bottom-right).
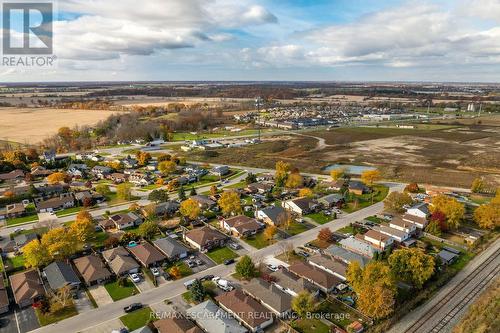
<box><xmin>460</xmin><ymin>0</ymin><xmax>500</xmax><ymax>23</ymax></box>
<box><xmin>53</xmin><ymin>0</ymin><xmax>277</xmax><ymax>61</ymax></box>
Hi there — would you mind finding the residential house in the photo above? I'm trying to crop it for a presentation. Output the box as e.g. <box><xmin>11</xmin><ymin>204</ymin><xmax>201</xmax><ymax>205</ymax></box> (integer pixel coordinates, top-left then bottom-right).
<box><xmin>373</xmin><ymin>223</ymin><xmax>411</xmax><ymax>243</ymax></box>
<box><xmin>129</xmin><ymin>172</ymin><xmax>154</xmax><ymax>187</ymax></box>
<box><xmin>41</xmin><ymin>150</ymin><xmax>56</xmax><ymax>162</ymax></box>
<box><xmin>43</xmin><ymin>261</ymin><xmax>81</xmax><ymax>290</ymax></box>
<box><xmin>0</xmin><ymin>169</ymin><xmax>25</xmax><ymax>183</ymax></box>
<box><xmin>190</xmin><ymin>195</ymin><xmax>216</xmax><ymax>209</ymax></box>
<box><xmin>153</xmin><ymin>316</ymin><xmax>203</xmax><ymax>333</ymax></box>
<box><xmin>9</xmin><ymin>269</ymin><xmax>45</xmax><ymax>308</ymax></box>
<box><xmin>307</xmin><ymin>253</ymin><xmax>348</xmax><ymax>281</ymax></box>
<box><xmin>0</xmin><ymin>183</ymin><xmax>30</xmax><ymax>197</ymax></box>
<box><xmin>389</xmin><ymin>217</ymin><xmax>417</xmax><ymax>235</ymax></box>
<box><xmin>406</xmin><ymin>202</ymin><xmax>430</xmax><ymax>219</ymax></box>
<box><xmin>109</xmin><ymin>173</ymin><xmax>128</xmax><ymax>184</ymax></box>
<box><xmin>35</xmin><ymin>193</ymin><xmax>75</xmax><ymax>213</ymax></box>
<box><xmin>30</xmin><ymin>166</ymin><xmax>53</xmax><ymax>178</ymax></box>
<box><xmin>220</xmin><ymin>215</ymin><xmax>262</xmax><ymax>238</ymax></box>
<box><xmin>244</xmin><ymin>279</ymin><xmax>293</xmax><ymax>317</ymax></box>
<box><xmin>318</xmin><ymin>193</ymin><xmax>345</xmax><ymax>208</ymax></box>
<box><xmin>320</xmin><ymin>179</ymin><xmax>344</xmax><ymax>191</ymax></box>
<box><xmin>73</xmin><ymin>254</ymin><xmax>113</xmax><ymax>286</ymax></box>
<box><xmin>91</xmin><ymin>166</ymin><xmax>112</xmax><ymax>179</ymax></box>
<box><xmin>67</xmin><ymin>164</ymin><xmax>88</xmax><ymax>178</ymax></box>
<box><xmin>437</xmin><ymin>249</ymin><xmax>460</xmax><ymax>265</ymax></box>
<box><xmin>361</xmin><ymin>230</ymin><xmax>394</xmax><ymax>250</ymax></box>
<box><xmin>0</xmin><ymin>279</ymin><xmax>9</xmax><ymax>314</ymax></box>
<box><xmin>215</xmin><ymin>289</ymin><xmax>273</xmax><ymax>333</ymax></box>
<box><xmin>74</xmin><ymin>191</ymin><xmax>105</xmax><ymax>205</ymax></box>
<box><xmin>187</xmin><ymin>300</ymin><xmax>247</xmax><ymax>333</ymax></box>
<box><xmin>102</xmin><ymin>246</ymin><xmax>140</xmax><ymax>276</ymax></box>
<box><xmin>348</xmin><ymin>181</ymin><xmax>370</xmax><ymax>195</ymax></box>
<box><xmin>326</xmin><ymin>245</ymin><xmax>370</xmax><ymax>268</ymax></box>
<box><xmin>122</xmin><ymin>157</ymin><xmax>138</xmax><ymax>169</ymax></box>
<box><xmin>402</xmin><ymin>213</ymin><xmax>428</xmax><ymax>229</ymax></box>
<box><xmin>270</xmin><ymin>268</ymin><xmax>318</xmax><ymax>297</ymax></box>
<box><xmin>288</xmin><ymin>262</ymin><xmax>342</xmax><ymax>293</ymax></box>
<box><xmin>143</xmin><ymin>201</ymin><xmax>179</xmax><ymax>218</ymax></box>
<box><xmin>338</xmin><ymin>237</ymin><xmax>377</xmax><ymax>258</ymax></box>
<box><xmin>14</xmin><ymin>232</ymin><xmax>38</xmax><ymax>249</ymax></box>
<box><xmin>211</xmin><ymin>165</ymin><xmax>230</xmax><ymax>177</ymax></box>
<box><xmin>246</xmin><ymin>182</ymin><xmax>273</xmax><ymax>194</ymax></box>
<box><xmin>255</xmin><ymin>206</ymin><xmax>287</xmax><ymax>226</ymax></box>
<box><xmin>153</xmin><ymin>237</ymin><xmax>190</xmax><ymax>262</ymax></box>
<box><xmin>35</xmin><ymin>184</ymin><xmax>67</xmax><ymax>198</ymax></box>
<box><xmin>0</xmin><ymin>203</ymin><xmax>26</xmax><ymax>219</ymax></box>
<box><xmin>283</xmin><ymin>197</ymin><xmax>318</xmax><ymax>215</ymax></box>
<box><xmin>184</xmin><ymin>227</ymin><xmax>228</xmax><ymax>252</ymax></box>
<box><xmin>109</xmin><ymin>212</ymin><xmax>142</xmax><ymax>230</ymax></box>
<box><xmin>128</xmin><ymin>242</ymin><xmax>167</xmax><ymax>267</ymax></box>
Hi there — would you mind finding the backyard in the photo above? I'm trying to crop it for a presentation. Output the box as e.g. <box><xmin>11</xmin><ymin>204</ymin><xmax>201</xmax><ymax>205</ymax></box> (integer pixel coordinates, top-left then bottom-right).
<box><xmin>291</xmin><ymin>318</ymin><xmax>331</xmax><ymax>333</ymax></box>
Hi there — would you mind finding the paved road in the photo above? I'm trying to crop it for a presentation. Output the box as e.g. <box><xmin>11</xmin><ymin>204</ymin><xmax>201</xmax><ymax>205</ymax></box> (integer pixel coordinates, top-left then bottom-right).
<box><xmin>30</xmin><ymin>182</ymin><xmax>403</xmax><ymax>333</ymax></box>
<box><xmin>388</xmin><ymin>237</ymin><xmax>500</xmax><ymax>333</ymax></box>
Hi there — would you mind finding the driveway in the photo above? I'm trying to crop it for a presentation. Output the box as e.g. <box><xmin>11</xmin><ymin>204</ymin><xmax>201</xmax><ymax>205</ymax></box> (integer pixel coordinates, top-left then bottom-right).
<box><xmin>80</xmin><ymin>318</ymin><xmax>124</xmax><ymax>333</ymax></box>
<box><xmin>88</xmin><ymin>285</ymin><xmax>113</xmax><ymax>307</ymax></box>
<box><xmin>134</xmin><ymin>276</ymin><xmax>154</xmax><ymax>292</ymax></box>
<box><xmin>16</xmin><ymin>307</ymin><xmax>39</xmax><ymax>333</ymax></box>
<box><xmin>191</xmin><ymin>253</ymin><xmax>216</xmax><ymax>273</ymax></box>
<box><xmin>0</xmin><ymin>311</ymin><xmax>17</xmax><ymax>333</ymax></box>
<box><xmin>74</xmin><ymin>290</ymin><xmax>94</xmax><ymax>314</ymax></box>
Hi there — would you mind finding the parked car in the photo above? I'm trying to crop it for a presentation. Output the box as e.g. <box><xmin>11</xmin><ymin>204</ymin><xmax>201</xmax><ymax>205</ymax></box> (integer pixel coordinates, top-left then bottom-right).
<box><xmin>228</xmin><ymin>242</ymin><xmax>241</xmax><ymax>250</ymax></box>
<box><xmin>200</xmin><ymin>274</ymin><xmax>214</xmax><ymax>281</ymax></box>
<box><xmin>297</xmin><ymin>251</ymin><xmax>310</xmax><ymax>258</ymax></box>
<box><xmin>13</xmin><ymin>228</ymin><xmax>23</xmax><ymax>233</ymax></box>
<box><xmin>195</xmin><ymin>259</ymin><xmax>203</xmax><ymax>266</ymax></box>
<box><xmin>267</xmin><ymin>264</ymin><xmax>278</xmax><ymax>272</ymax></box>
<box><xmin>186</xmin><ymin>260</ymin><xmax>197</xmax><ymax>268</ymax></box>
<box><xmin>130</xmin><ymin>273</ymin><xmax>140</xmax><ymax>283</ymax></box>
<box><xmin>124</xmin><ymin>303</ymin><xmax>143</xmax><ymax>313</ymax></box>
<box><xmin>216</xmin><ymin>279</ymin><xmax>234</xmax><ymax>291</ymax></box>
<box><xmin>151</xmin><ymin>267</ymin><xmax>160</xmax><ymax>277</ymax></box>
<box><xmin>224</xmin><ymin>258</ymin><xmax>235</xmax><ymax>265</ymax></box>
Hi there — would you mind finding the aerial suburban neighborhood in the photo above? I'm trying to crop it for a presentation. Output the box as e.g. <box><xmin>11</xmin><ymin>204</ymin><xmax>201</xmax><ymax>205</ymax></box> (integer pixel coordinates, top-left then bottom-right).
<box><xmin>1</xmin><ymin>1</ymin><xmax>499</xmax><ymax>333</ymax></box>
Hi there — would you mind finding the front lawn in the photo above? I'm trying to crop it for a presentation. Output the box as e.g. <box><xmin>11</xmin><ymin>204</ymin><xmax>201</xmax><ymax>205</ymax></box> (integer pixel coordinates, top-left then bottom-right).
<box><xmin>343</xmin><ymin>185</ymin><xmax>389</xmax><ymax>213</ymax></box>
<box><xmin>206</xmin><ymin>247</ymin><xmax>238</xmax><ymax>264</ymax></box>
<box><xmin>104</xmin><ymin>279</ymin><xmax>139</xmax><ymax>301</ymax></box>
<box><xmin>243</xmin><ymin>232</ymin><xmax>274</xmax><ymax>249</ymax></box>
<box><xmin>120</xmin><ymin>307</ymin><xmax>153</xmax><ymax>331</ymax></box>
<box><xmin>6</xmin><ymin>214</ymin><xmax>38</xmax><ymax>226</ymax></box>
<box><xmin>55</xmin><ymin>206</ymin><xmax>83</xmax><ymax>217</ymax></box>
<box><xmin>306</xmin><ymin>212</ymin><xmax>331</xmax><ymax>225</ymax></box>
<box><xmin>165</xmin><ymin>261</ymin><xmax>193</xmax><ymax>279</ymax></box>
<box><xmin>283</xmin><ymin>221</ymin><xmax>309</xmax><ymax>236</ymax></box>
<box><xmin>35</xmin><ymin>303</ymin><xmax>78</xmax><ymax>326</ymax></box>
<box><xmin>291</xmin><ymin>318</ymin><xmax>331</xmax><ymax>333</ymax></box>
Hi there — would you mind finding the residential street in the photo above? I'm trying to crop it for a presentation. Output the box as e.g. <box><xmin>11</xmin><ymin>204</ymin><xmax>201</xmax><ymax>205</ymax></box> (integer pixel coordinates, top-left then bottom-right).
<box><xmin>29</xmin><ymin>182</ymin><xmax>404</xmax><ymax>333</ymax></box>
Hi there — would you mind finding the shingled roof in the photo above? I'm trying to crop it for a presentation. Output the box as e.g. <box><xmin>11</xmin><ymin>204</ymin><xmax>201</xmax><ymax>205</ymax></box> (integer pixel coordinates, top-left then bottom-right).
<box><xmin>9</xmin><ymin>269</ymin><xmax>45</xmax><ymax>305</ymax></box>
<box><xmin>244</xmin><ymin>279</ymin><xmax>292</xmax><ymax>314</ymax></box>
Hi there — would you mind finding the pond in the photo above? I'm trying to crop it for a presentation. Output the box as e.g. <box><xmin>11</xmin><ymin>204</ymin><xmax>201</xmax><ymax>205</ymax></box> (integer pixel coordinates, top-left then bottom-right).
<box><xmin>323</xmin><ymin>164</ymin><xmax>376</xmax><ymax>175</ymax></box>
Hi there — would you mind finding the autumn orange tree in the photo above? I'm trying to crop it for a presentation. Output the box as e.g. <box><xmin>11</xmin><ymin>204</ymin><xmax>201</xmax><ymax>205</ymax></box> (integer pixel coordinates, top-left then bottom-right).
<box><xmin>158</xmin><ymin>160</ymin><xmax>177</xmax><ymax>175</ymax></box>
<box><xmin>275</xmin><ymin>161</ymin><xmax>290</xmax><ymax>187</ymax></box>
<box><xmin>298</xmin><ymin>188</ymin><xmax>313</xmax><ymax>198</ymax></box>
<box><xmin>361</xmin><ymin>169</ymin><xmax>381</xmax><ymax>203</ymax></box>
<box><xmin>263</xmin><ymin>225</ymin><xmax>277</xmax><ymax>242</ymax></box>
<box><xmin>47</xmin><ymin>172</ymin><xmax>66</xmax><ymax>184</ymax></box>
<box><xmin>317</xmin><ymin>228</ymin><xmax>333</xmax><ymax>242</ymax></box>
<box><xmin>347</xmin><ymin>261</ymin><xmax>396</xmax><ymax>319</ymax></box>
<box><xmin>474</xmin><ymin>202</ymin><xmax>500</xmax><ymax>230</ymax></box>
<box><xmin>218</xmin><ymin>191</ymin><xmax>242</xmax><ymax>216</ymax></box>
<box><xmin>285</xmin><ymin>170</ymin><xmax>303</xmax><ymax>189</ymax></box>
<box><xmin>180</xmin><ymin>198</ymin><xmax>201</xmax><ymax>220</ymax></box>
<box><xmin>431</xmin><ymin>195</ymin><xmax>465</xmax><ymax>230</ymax></box>
<box><xmin>330</xmin><ymin>168</ymin><xmax>345</xmax><ymax>181</ymax></box>
<box><xmin>71</xmin><ymin>210</ymin><xmax>95</xmax><ymax>243</ymax></box>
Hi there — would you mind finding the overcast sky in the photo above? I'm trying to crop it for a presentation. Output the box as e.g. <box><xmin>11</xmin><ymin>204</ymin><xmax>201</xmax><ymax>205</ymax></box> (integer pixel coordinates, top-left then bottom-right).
<box><xmin>1</xmin><ymin>0</ymin><xmax>500</xmax><ymax>82</ymax></box>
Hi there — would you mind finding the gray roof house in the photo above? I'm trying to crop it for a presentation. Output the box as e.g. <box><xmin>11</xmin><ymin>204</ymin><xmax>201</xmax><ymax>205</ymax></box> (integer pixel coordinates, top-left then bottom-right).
<box><xmin>43</xmin><ymin>261</ymin><xmax>81</xmax><ymax>290</ymax></box>
<box><xmin>244</xmin><ymin>279</ymin><xmax>293</xmax><ymax>317</ymax></box>
<box><xmin>153</xmin><ymin>237</ymin><xmax>190</xmax><ymax>261</ymax></box>
<box><xmin>255</xmin><ymin>206</ymin><xmax>287</xmax><ymax>226</ymax></box>
<box><xmin>318</xmin><ymin>193</ymin><xmax>345</xmax><ymax>208</ymax></box>
<box><xmin>187</xmin><ymin>300</ymin><xmax>247</xmax><ymax>333</ymax></box>
<box><xmin>270</xmin><ymin>269</ymin><xmax>318</xmax><ymax>297</ymax></box>
<box><xmin>102</xmin><ymin>246</ymin><xmax>140</xmax><ymax>276</ymax></box>
<box><xmin>326</xmin><ymin>245</ymin><xmax>370</xmax><ymax>268</ymax></box>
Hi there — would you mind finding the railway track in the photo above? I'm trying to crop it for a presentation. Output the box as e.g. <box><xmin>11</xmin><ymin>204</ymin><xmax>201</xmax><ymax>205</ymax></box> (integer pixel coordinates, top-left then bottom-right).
<box><xmin>404</xmin><ymin>248</ymin><xmax>500</xmax><ymax>333</ymax></box>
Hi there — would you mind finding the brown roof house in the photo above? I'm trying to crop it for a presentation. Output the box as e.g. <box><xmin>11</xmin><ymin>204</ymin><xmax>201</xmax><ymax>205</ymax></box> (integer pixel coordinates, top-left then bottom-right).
<box><xmin>307</xmin><ymin>253</ymin><xmax>348</xmax><ymax>281</ymax></box>
<box><xmin>184</xmin><ymin>226</ymin><xmax>228</xmax><ymax>252</ymax></box>
<box><xmin>220</xmin><ymin>215</ymin><xmax>262</xmax><ymax>238</ymax></box>
<box><xmin>102</xmin><ymin>246</ymin><xmax>140</xmax><ymax>275</ymax></box>
<box><xmin>283</xmin><ymin>197</ymin><xmax>319</xmax><ymax>215</ymax></box>
<box><xmin>153</xmin><ymin>316</ymin><xmax>203</xmax><ymax>333</ymax></box>
<box><xmin>0</xmin><ymin>169</ymin><xmax>25</xmax><ymax>182</ymax></box>
<box><xmin>109</xmin><ymin>212</ymin><xmax>142</xmax><ymax>230</ymax></box>
<box><xmin>244</xmin><ymin>279</ymin><xmax>293</xmax><ymax>317</ymax></box>
<box><xmin>128</xmin><ymin>242</ymin><xmax>167</xmax><ymax>267</ymax></box>
<box><xmin>288</xmin><ymin>262</ymin><xmax>342</xmax><ymax>293</ymax></box>
<box><xmin>35</xmin><ymin>193</ymin><xmax>75</xmax><ymax>213</ymax></box>
<box><xmin>216</xmin><ymin>289</ymin><xmax>273</xmax><ymax>332</ymax></box>
<box><xmin>9</xmin><ymin>269</ymin><xmax>45</xmax><ymax>308</ymax></box>
<box><xmin>0</xmin><ymin>279</ymin><xmax>10</xmax><ymax>314</ymax></box>
<box><xmin>73</xmin><ymin>254</ymin><xmax>112</xmax><ymax>286</ymax></box>
<box><xmin>0</xmin><ymin>203</ymin><xmax>26</xmax><ymax>220</ymax></box>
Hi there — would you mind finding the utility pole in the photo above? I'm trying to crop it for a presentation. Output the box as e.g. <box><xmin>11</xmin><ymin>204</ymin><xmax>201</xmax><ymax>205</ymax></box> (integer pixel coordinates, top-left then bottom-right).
<box><xmin>255</xmin><ymin>96</ymin><xmax>263</xmax><ymax>142</ymax></box>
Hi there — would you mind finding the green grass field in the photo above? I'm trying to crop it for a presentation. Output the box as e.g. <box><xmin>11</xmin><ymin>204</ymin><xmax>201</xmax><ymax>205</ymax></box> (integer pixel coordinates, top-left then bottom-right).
<box><xmin>306</xmin><ymin>212</ymin><xmax>331</xmax><ymax>224</ymax></box>
<box><xmin>120</xmin><ymin>307</ymin><xmax>152</xmax><ymax>331</ymax></box>
<box><xmin>283</xmin><ymin>221</ymin><xmax>309</xmax><ymax>236</ymax></box>
<box><xmin>35</xmin><ymin>303</ymin><xmax>78</xmax><ymax>326</ymax></box>
<box><xmin>104</xmin><ymin>279</ymin><xmax>139</xmax><ymax>301</ymax></box>
<box><xmin>343</xmin><ymin>185</ymin><xmax>389</xmax><ymax>213</ymax></box>
<box><xmin>206</xmin><ymin>247</ymin><xmax>238</xmax><ymax>264</ymax></box>
<box><xmin>291</xmin><ymin>318</ymin><xmax>331</xmax><ymax>333</ymax></box>
<box><xmin>243</xmin><ymin>232</ymin><xmax>274</xmax><ymax>249</ymax></box>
